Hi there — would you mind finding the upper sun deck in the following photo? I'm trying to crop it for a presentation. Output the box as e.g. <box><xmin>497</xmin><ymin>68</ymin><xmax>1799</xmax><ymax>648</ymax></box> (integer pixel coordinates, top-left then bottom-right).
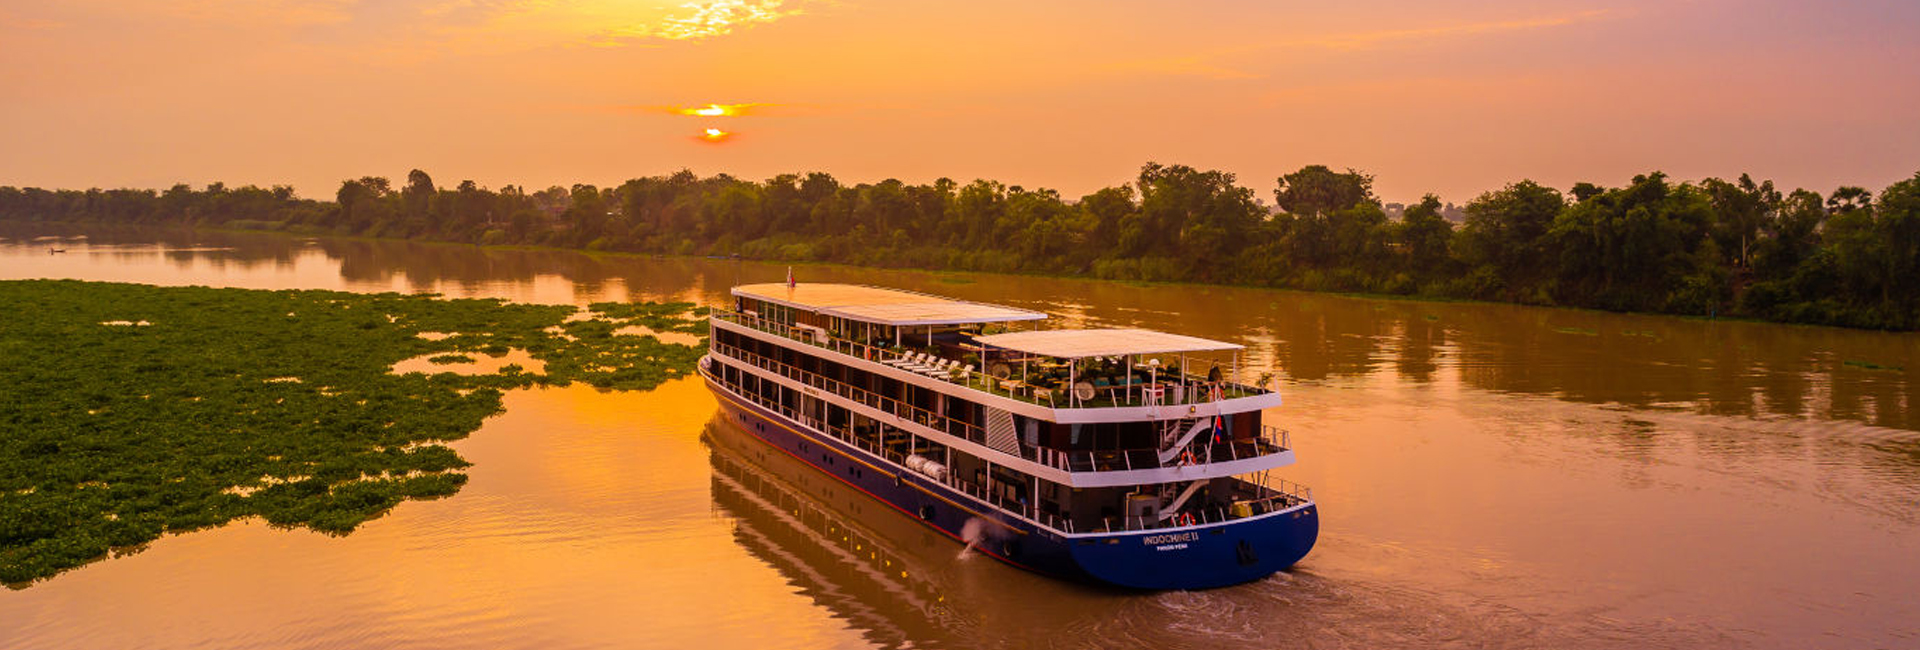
<box><xmin>971</xmin><ymin>328</ymin><xmax>1242</xmax><ymax>360</ymax></box>
<box><xmin>732</xmin><ymin>282</ymin><xmax>1047</xmax><ymax>327</ymax></box>
<box><xmin>719</xmin><ymin>283</ymin><xmax>1277</xmax><ymax>418</ymax></box>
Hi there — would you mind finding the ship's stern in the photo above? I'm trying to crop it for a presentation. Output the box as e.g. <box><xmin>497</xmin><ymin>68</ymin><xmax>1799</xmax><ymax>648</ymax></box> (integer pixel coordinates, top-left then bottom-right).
<box><xmin>1065</xmin><ymin>503</ymin><xmax>1318</xmax><ymax>590</ymax></box>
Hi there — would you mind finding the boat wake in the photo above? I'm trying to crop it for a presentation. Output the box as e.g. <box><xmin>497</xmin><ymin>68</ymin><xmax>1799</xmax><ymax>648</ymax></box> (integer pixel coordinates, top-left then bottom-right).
<box><xmin>957</xmin><ymin>517</ymin><xmax>987</xmax><ymax>559</ymax></box>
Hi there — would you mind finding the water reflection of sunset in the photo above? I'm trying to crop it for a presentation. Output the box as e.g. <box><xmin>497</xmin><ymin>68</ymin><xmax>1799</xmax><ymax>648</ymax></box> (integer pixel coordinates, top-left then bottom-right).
<box><xmin>4</xmin><ymin>229</ymin><xmax>1919</xmax><ymax>649</ymax></box>
<box><xmin>0</xmin><ymin>379</ymin><xmax>869</xmax><ymax>650</ymax></box>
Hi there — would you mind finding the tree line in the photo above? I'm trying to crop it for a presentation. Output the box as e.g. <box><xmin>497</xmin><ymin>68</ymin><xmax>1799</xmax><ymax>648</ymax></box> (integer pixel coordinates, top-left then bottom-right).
<box><xmin>3</xmin><ymin>163</ymin><xmax>1917</xmax><ymax>329</ymax></box>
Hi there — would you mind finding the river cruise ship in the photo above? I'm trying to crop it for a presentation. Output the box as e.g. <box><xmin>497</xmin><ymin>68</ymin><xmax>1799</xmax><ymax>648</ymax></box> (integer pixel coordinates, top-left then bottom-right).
<box><xmin>697</xmin><ymin>282</ymin><xmax>1317</xmax><ymax>589</ymax></box>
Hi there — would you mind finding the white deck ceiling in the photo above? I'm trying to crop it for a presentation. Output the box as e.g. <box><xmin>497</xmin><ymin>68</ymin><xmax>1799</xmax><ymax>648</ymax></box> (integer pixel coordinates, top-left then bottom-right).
<box><xmin>972</xmin><ymin>328</ymin><xmax>1241</xmax><ymax>359</ymax></box>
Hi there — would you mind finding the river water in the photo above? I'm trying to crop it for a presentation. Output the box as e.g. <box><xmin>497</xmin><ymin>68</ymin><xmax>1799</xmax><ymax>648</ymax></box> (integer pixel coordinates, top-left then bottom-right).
<box><xmin>1</xmin><ymin>224</ymin><xmax>1916</xmax><ymax>649</ymax></box>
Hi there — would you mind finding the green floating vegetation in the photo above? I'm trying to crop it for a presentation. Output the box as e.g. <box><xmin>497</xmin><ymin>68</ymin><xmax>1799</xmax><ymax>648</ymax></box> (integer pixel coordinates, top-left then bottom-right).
<box><xmin>1842</xmin><ymin>359</ymin><xmax>1905</xmax><ymax>372</ymax></box>
<box><xmin>0</xmin><ymin>280</ymin><xmax>707</xmax><ymax>585</ymax></box>
<box><xmin>427</xmin><ymin>353</ymin><xmax>475</xmax><ymax>364</ymax></box>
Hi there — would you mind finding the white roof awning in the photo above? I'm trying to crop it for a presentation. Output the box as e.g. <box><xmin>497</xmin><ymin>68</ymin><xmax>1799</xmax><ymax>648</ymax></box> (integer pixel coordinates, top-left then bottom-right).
<box><xmin>733</xmin><ymin>283</ymin><xmax>1046</xmax><ymax>327</ymax></box>
<box><xmin>972</xmin><ymin>328</ymin><xmax>1241</xmax><ymax>359</ymax></box>
<box><xmin>822</xmin><ymin>302</ymin><xmax>1046</xmax><ymax>327</ymax></box>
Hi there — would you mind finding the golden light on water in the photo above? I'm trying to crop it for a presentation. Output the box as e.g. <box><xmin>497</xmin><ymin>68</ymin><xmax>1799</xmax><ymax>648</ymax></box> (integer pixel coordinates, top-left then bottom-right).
<box><xmin>700</xmin><ymin>128</ymin><xmax>734</xmax><ymax>143</ymax></box>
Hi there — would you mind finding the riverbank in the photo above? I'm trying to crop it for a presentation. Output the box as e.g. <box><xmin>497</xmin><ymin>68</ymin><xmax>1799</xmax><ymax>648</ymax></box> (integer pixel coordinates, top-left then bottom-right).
<box><xmin>0</xmin><ymin>279</ymin><xmax>706</xmax><ymax>584</ymax></box>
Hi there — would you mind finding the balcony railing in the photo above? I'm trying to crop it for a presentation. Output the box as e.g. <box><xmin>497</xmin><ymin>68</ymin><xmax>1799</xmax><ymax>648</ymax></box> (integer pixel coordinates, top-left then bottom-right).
<box><xmin>1094</xmin><ymin>478</ymin><xmax>1314</xmax><ymax>533</ymax></box>
<box><xmin>710</xmin><ymin>342</ymin><xmax>1294</xmax><ymax>476</ymax></box>
<box><xmin>707</xmin><ymin>355</ymin><xmax>1314</xmax><ymax>537</ymax></box>
<box><xmin>712</xmin><ymin>309</ymin><xmax>1271</xmax><ymax>409</ymax></box>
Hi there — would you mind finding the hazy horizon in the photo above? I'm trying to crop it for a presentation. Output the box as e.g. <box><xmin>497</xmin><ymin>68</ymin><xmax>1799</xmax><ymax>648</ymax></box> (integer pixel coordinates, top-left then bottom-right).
<box><xmin>4</xmin><ymin>0</ymin><xmax>1918</xmax><ymax>204</ymax></box>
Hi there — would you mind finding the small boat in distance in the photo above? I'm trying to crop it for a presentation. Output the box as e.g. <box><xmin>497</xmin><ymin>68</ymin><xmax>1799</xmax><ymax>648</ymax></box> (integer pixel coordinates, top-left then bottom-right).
<box><xmin>698</xmin><ymin>282</ymin><xmax>1318</xmax><ymax>590</ymax></box>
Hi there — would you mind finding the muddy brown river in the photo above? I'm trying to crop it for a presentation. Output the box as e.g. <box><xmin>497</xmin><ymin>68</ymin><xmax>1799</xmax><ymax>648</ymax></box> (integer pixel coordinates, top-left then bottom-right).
<box><xmin>2</xmin><ymin>224</ymin><xmax>1916</xmax><ymax>649</ymax></box>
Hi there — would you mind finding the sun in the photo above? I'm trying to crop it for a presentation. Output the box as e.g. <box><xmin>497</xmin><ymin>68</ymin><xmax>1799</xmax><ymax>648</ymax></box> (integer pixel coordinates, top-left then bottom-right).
<box><xmin>698</xmin><ymin>128</ymin><xmax>734</xmax><ymax>143</ymax></box>
<box><xmin>674</xmin><ymin>102</ymin><xmax>763</xmax><ymax>117</ymax></box>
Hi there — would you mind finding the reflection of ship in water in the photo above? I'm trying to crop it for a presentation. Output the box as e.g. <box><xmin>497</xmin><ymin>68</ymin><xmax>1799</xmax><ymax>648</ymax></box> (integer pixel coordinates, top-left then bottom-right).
<box><xmin>705</xmin><ymin>416</ymin><xmax>1062</xmax><ymax>646</ymax></box>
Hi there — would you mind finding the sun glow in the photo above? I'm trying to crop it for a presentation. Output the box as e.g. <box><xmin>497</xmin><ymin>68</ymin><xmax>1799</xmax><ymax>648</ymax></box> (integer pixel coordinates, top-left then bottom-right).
<box><xmin>673</xmin><ymin>103</ymin><xmax>763</xmax><ymax>117</ymax></box>
<box><xmin>699</xmin><ymin>128</ymin><xmax>734</xmax><ymax>143</ymax></box>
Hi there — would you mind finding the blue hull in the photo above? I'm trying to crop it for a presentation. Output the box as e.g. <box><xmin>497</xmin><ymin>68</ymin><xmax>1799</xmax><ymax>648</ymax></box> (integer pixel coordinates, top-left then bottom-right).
<box><xmin>701</xmin><ymin>366</ymin><xmax>1319</xmax><ymax>590</ymax></box>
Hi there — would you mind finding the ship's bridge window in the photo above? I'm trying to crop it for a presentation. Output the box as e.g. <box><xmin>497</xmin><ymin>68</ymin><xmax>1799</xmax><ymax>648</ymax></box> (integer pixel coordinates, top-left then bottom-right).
<box><xmin>1050</xmin><ymin>421</ymin><xmax>1156</xmax><ymax>451</ymax></box>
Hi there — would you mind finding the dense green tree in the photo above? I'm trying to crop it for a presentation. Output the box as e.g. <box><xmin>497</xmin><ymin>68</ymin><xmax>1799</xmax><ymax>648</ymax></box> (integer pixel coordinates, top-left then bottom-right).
<box><xmin>1453</xmin><ymin>180</ymin><xmax>1565</xmax><ymax>301</ymax></box>
<box><xmin>954</xmin><ymin>180</ymin><xmax>1006</xmax><ymax>250</ymax></box>
<box><xmin>1273</xmin><ymin>165</ymin><xmax>1374</xmax><ymax>217</ymax></box>
<box><xmin>1136</xmin><ymin>163</ymin><xmax>1264</xmax><ymax>278</ymax></box>
<box><xmin>1828</xmin><ymin>186</ymin><xmax>1872</xmax><ymax>214</ymax></box>
<box><xmin>403</xmin><ymin>169</ymin><xmax>434</xmax><ymax>222</ymax></box>
<box><xmin>335</xmin><ymin>177</ymin><xmax>393</xmax><ymax>234</ymax></box>
<box><xmin>1548</xmin><ymin>173</ymin><xmax>1718</xmax><ymax>313</ymax></box>
<box><xmin>1755</xmin><ymin>189</ymin><xmax>1826</xmax><ymax>278</ymax></box>
<box><xmin>1399</xmin><ymin>194</ymin><xmax>1455</xmax><ymax>280</ymax></box>
<box><xmin>1875</xmin><ymin>173</ymin><xmax>1920</xmax><ymax>311</ymax></box>
<box><xmin>1079</xmin><ymin>185</ymin><xmax>1136</xmax><ymax>253</ymax></box>
<box><xmin>1701</xmin><ymin>174</ymin><xmax>1779</xmax><ymax>269</ymax></box>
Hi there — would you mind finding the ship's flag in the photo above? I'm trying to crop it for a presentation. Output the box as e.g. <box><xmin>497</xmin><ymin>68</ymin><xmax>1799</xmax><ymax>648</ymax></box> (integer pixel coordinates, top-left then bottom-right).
<box><xmin>1212</xmin><ymin>414</ymin><xmax>1225</xmax><ymax>443</ymax></box>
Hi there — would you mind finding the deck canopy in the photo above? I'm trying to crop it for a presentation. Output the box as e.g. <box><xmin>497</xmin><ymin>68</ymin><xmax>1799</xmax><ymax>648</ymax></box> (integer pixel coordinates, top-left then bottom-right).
<box><xmin>972</xmin><ymin>328</ymin><xmax>1241</xmax><ymax>359</ymax></box>
<box><xmin>733</xmin><ymin>283</ymin><xmax>1047</xmax><ymax>326</ymax></box>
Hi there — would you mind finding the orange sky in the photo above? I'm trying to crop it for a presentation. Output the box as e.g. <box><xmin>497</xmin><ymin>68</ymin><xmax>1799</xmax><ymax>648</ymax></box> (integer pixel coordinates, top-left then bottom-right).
<box><xmin>2</xmin><ymin>0</ymin><xmax>1917</xmax><ymax>204</ymax></box>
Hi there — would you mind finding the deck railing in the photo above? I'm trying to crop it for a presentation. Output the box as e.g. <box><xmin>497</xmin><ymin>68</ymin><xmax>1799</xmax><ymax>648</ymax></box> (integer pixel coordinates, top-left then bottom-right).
<box><xmin>713</xmin><ymin>340</ymin><xmax>989</xmax><ymax>441</ymax></box>
<box><xmin>709</xmin><ymin>352</ymin><xmax>1313</xmax><ymax>536</ymax></box>
<box><xmin>714</xmin><ymin>354</ymin><xmax>1313</xmax><ymax>536</ymax></box>
<box><xmin>712</xmin><ymin>309</ymin><xmax>1271</xmax><ymax>409</ymax></box>
<box><xmin>1096</xmin><ymin>479</ymin><xmax>1315</xmax><ymax>533</ymax></box>
<box><xmin>707</xmin><ymin>361</ymin><xmax>1072</xmax><ymax>532</ymax></box>
<box><xmin>711</xmin><ymin>343</ymin><xmax>1295</xmax><ymax>475</ymax></box>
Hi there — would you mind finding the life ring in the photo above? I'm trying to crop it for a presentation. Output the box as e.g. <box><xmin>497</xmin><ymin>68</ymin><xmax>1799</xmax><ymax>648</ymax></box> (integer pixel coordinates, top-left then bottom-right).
<box><xmin>1180</xmin><ymin>449</ymin><xmax>1197</xmax><ymax>466</ymax></box>
<box><xmin>1073</xmin><ymin>381</ymin><xmax>1096</xmax><ymax>401</ymax></box>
